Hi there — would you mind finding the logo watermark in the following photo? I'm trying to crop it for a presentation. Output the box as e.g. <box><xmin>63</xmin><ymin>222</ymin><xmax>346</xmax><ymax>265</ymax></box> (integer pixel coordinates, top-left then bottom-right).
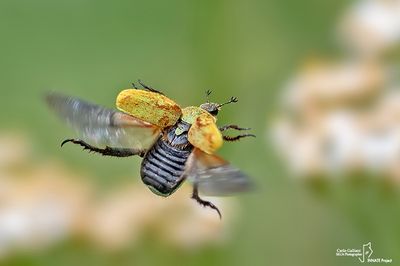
<box><xmin>336</xmin><ymin>242</ymin><xmax>392</xmax><ymax>263</ymax></box>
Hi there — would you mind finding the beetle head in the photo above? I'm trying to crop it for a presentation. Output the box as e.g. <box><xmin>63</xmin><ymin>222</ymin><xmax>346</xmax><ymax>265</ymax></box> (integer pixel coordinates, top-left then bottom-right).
<box><xmin>200</xmin><ymin>90</ymin><xmax>238</xmax><ymax>116</ymax></box>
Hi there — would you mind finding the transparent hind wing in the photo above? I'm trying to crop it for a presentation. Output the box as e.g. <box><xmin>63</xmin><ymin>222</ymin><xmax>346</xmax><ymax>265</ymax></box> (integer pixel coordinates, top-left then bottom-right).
<box><xmin>46</xmin><ymin>93</ymin><xmax>161</xmax><ymax>151</ymax></box>
<box><xmin>185</xmin><ymin>148</ymin><xmax>253</xmax><ymax>196</ymax></box>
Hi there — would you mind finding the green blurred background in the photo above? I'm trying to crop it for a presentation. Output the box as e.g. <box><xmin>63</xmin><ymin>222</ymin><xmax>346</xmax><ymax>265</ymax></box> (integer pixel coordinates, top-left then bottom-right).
<box><xmin>1</xmin><ymin>0</ymin><xmax>399</xmax><ymax>265</ymax></box>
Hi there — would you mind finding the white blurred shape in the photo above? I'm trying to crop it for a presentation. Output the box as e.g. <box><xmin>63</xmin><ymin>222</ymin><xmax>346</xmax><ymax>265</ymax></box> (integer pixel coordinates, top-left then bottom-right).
<box><xmin>339</xmin><ymin>0</ymin><xmax>400</xmax><ymax>56</ymax></box>
<box><xmin>283</xmin><ymin>60</ymin><xmax>385</xmax><ymax>112</ymax></box>
<box><xmin>272</xmin><ymin>58</ymin><xmax>400</xmax><ymax>180</ymax></box>
<box><xmin>360</xmin><ymin>128</ymin><xmax>400</xmax><ymax>171</ymax></box>
<box><xmin>323</xmin><ymin>112</ymin><xmax>361</xmax><ymax>172</ymax></box>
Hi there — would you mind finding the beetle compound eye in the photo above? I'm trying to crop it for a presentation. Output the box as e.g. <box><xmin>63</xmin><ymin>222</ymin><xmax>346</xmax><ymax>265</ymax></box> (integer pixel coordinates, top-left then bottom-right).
<box><xmin>209</xmin><ymin>109</ymin><xmax>219</xmax><ymax>116</ymax></box>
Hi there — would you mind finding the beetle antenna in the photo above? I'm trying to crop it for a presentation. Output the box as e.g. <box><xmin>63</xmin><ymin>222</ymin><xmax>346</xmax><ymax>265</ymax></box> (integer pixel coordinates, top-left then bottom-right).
<box><xmin>131</xmin><ymin>82</ymin><xmax>139</xmax><ymax>89</ymax></box>
<box><xmin>205</xmin><ymin>89</ymin><xmax>212</xmax><ymax>103</ymax></box>
<box><xmin>218</xmin><ymin>96</ymin><xmax>238</xmax><ymax>108</ymax></box>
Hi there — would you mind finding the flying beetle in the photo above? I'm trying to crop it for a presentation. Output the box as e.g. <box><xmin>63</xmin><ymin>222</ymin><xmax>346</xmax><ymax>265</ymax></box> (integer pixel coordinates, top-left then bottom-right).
<box><xmin>45</xmin><ymin>81</ymin><xmax>255</xmax><ymax>218</ymax></box>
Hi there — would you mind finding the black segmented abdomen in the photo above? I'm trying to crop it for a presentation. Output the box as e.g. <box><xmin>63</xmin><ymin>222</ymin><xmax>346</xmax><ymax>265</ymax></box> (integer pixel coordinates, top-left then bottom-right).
<box><xmin>141</xmin><ymin>137</ymin><xmax>193</xmax><ymax>196</ymax></box>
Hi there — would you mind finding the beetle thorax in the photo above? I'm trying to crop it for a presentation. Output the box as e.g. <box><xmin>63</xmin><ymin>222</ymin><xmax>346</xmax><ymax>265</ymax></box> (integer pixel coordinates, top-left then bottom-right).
<box><xmin>180</xmin><ymin>106</ymin><xmax>215</xmax><ymax>125</ymax></box>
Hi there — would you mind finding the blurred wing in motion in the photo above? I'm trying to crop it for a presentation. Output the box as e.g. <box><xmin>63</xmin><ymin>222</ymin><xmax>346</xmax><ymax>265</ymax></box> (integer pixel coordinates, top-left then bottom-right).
<box><xmin>45</xmin><ymin>93</ymin><xmax>161</xmax><ymax>151</ymax></box>
<box><xmin>186</xmin><ymin>148</ymin><xmax>253</xmax><ymax>196</ymax></box>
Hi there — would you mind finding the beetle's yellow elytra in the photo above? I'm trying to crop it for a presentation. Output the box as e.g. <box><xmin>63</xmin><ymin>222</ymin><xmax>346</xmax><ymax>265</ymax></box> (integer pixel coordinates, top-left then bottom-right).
<box><xmin>116</xmin><ymin>89</ymin><xmax>182</xmax><ymax>128</ymax></box>
<box><xmin>188</xmin><ymin>112</ymin><xmax>222</xmax><ymax>154</ymax></box>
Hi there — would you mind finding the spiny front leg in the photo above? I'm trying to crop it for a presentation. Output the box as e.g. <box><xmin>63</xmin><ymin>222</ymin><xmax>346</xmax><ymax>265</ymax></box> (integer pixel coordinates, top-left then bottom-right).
<box><xmin>220</xmin><ymin>124</ymin><xmax>256</xmax><ymax>142</ymax></box>
<box><xmin>191</xmin><ymin>185</ymin><xmax>222</xmax><ymax>219</ymax></box>
<box><xmin>61</xmin><ymin>139</ymin><xmax>145</xmax><ymax>157</ymax></box>
<box><xmin>223</xmin><ymin>134</ymin><xmax>256</xmax><ymax>142</ymax></box>
<box><xmin>219</xmin><ymin>124</ymin><xmax>251</xmax><ymax>132</ymax></box>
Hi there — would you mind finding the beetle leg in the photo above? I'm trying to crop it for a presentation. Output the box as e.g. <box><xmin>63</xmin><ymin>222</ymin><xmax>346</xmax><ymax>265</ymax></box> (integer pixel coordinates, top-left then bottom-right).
<box><xmin>61</xmin><ymin>139</ymin><xmax>145</xmax><ymax>157</ymax></box>
<box><xmin>223</xmin><ymin>134</ymin><xmax>256</xmax><ymax>142</ymax></box>
<box><xmin>219</xmin><ymin>124</ymin><xmax>251</xmax><ymax>131</ymax></box>
<box><xmin>191</xmin><ymin>184</ymin><xmax>222</xmax><ymax>219</ymax></box>
<box><xmin>220</xmin><ymin>125</ymin><xmax>255</xmax><ymax>141</ymax></box>
<box><xmin>137</xmin><ymin>79</ymin><xmax>165</xmax><ymax>95</ymax></box>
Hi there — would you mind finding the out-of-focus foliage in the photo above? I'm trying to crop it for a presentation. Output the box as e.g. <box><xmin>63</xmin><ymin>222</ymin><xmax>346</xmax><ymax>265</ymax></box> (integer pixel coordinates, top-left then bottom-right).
<box><xmin>272</xmin><ymin>59</ymin><xmax>398</xmax><ymax>178</ymax></box>
<box><xmin>0</xmin><ymin>134</ymin><xmax>231</xmax><ymax>258</ymax></box>
<box><xmin>1</xmin><ymin>0</ymin><xmax>400</xmax><ymax>265</ymax></box>
<box><xmin>272</xmin><ymin>0</ymin><xmax>400</xmax><ymax>181</ymax></box>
